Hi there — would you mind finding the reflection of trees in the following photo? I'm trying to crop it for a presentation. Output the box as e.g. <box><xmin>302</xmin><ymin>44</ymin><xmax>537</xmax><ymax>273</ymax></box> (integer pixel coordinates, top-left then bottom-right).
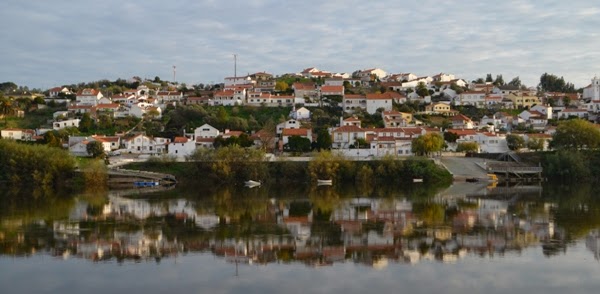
<box><xmin>413</xmin><ymin>202</ymin><xmax>445</xmax><ymax>225</ymax></box>
<box><xmin>213</xmin><ymin>186</ymin><xmax>269</xmax><ymax>221</ymax></box>
<box><xmin>308</xmin><ymin>186</ymin><xmax>341</xmax><ymax>219</ymax></box>
<box><xmin>545</xmin><ymin>184</ymin><xmax>600</xmax><ymax>241</ymax></box>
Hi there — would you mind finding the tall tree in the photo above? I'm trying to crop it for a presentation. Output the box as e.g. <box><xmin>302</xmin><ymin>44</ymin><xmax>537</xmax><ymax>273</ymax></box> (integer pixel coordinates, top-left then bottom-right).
<box><xmin>551</xmin><ymin>119</ymin><xmax>600</xmax><ymax>150</ymax></box>
<box><xmin>493</xmin><ymin>75</ymin><xmax>505</xmax><ymax>86</ymax></box>
<box><xmin>485</xmin><ymin>74</ymin><xmax>493</xmax><ymax>83</ymax></box>
<box><xmin>411</xmin><ymin>133</ymin><xmax>444</xmax><ymax>157</ymax></box>
<box><xmin>86</xmin><ymin>141</ymin><xmax>105</xmax><ymax>158</ymax></box>
<box><xmin>506</xmin><ymin>134</ymin><xmax>525</xmax><ymax>151</ymax></box>
<box><xmin>508</xmin><ymin>76</ymin><xmax>522</xmax><ymax>88</ymax></box>
<box><xmin>315</xmin><ymin>129</ymin><xmax>332</xmax><ymax>150</ymax></box>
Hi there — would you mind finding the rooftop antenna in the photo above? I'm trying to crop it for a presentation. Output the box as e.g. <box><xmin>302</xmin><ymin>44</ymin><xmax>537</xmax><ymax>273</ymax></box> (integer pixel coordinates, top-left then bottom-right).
<box><xmin>233</xmin><ymin>54</ymin><xmax>237</xmax><ymax>88</ymax></box>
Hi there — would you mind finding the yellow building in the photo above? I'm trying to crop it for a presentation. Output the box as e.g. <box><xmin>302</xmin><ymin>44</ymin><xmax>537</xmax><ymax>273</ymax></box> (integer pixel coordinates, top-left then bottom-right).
<box><xmin>507</xmin><ymin>93</ymin><xmax>541</xmax><ymax>109</ymax></box>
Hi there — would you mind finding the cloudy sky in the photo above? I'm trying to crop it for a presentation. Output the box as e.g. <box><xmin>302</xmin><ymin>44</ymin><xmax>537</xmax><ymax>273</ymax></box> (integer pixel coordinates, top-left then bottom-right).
<box><xmin>1</xmin><ymin>0</ymin><xmax>599</xmax><ymax>89</ymax></box>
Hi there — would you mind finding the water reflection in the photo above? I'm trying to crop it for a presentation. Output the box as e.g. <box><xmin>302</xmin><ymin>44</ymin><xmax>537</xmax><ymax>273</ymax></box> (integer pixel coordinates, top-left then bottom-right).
<box><xmin>2</xmin><ymin>182</ymin><xmax>600</xmax><ymax>267</ymax></box>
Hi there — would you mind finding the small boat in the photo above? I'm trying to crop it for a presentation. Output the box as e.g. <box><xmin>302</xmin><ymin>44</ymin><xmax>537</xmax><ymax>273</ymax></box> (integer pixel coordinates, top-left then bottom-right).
<box><xmin>134</xmin><ymin>181</ymin><xmax>159</xmax><ymax>187</ymax></box>
<box><xmin>466</xmin><ymin>177</ymin><xmax>479</xmax><ymax>183</ymax></box>
<box><xmin>317</xmin><ymin>179</ymin><xmax>333</xmax><ymax>186</ymax></box>
<box><xmin>244</xmin><ymin>180</ymin><xmax>261</xmax><ymax>187</ymax></box>
<box><xmin>412</xmin><ymin>178</ymin><xmax>423</xmax><ymax>183</ymax></box>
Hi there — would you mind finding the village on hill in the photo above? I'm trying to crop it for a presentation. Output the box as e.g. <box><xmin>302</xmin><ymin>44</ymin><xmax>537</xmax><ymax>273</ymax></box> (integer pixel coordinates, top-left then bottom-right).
<box><xmin>0</xmin><ymin>68</ymin><xmax>597</xmax><ymax>159</ymax></box>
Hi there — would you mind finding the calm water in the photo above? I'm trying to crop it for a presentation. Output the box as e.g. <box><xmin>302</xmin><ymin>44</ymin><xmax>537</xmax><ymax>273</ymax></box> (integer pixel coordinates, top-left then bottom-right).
<box><xmin>1</xmin><ymin>182</ymin><xmax>600</xmax><ymax>294</ymax></box>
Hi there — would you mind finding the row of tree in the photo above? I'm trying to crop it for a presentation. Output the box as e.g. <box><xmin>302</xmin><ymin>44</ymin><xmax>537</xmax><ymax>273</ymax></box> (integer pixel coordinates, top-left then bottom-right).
<box><xmin>0</xmin><ymin>139</ymin><xmax>76</xmax><ymax>188</ymax></box>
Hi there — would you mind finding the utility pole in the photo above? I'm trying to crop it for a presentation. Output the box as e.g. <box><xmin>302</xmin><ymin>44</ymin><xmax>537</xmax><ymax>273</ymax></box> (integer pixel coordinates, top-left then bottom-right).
<box><xmin>173</xmin><ymin>65</ymin><xmax>176</xmax><ymax>84</ymax></box>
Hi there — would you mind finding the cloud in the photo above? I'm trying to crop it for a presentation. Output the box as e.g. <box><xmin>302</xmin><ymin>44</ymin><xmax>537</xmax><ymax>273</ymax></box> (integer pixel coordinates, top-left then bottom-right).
<box><xmin>0</xmin><ymin>0</ymin><xmax>599</xmax><ymax>89</ymax></box>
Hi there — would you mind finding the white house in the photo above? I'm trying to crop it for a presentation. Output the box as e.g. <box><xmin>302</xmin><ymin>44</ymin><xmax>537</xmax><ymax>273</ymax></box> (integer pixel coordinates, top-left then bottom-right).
<box><xmin>129</xmin><ymin>103</ymin><xmax>161</xmax><ymax>118</ymax></box>
<box><xmin>193</xmin><ymin>124</ymin><xmax>220</xmax><ymax>139</ymax></box>
<box><xmin>53</xmin><ymin>118</ymin><xmax>80</xmax><ymax>130</ymax></box>
<box><xmin>68</xmin><ymin>135</ymin><xmax>119</xmax><ymax>156</ymax></box>
<box><xmin>277</xmin><ymin>119</ymin><xmax>301</xmax><ymax>135</ymax></box>
<box><xmin>331</xmin><ymin>125</ymin><xmax>368</xmax><ymax>149</ymax></box>
<box><xmin>281</xmin><ymin>128</ymin><xmax>312</xmax><ymax>145</ymax></box>
<box><xmin>557</xmin><ymin>108</ymin><xmax>588</xmax><ymax>119</ymax></box>
<box><xmin>451</xmin><ymin>114</ymin><xmax>474</xmax><ymax>129</ymax></box>
<box><xmin>210</xmin><ymin>90</ymin><xmax>243</xmax><ymax>106</ymax></box>
<box><xmin>291</xmin><ymin>107</ymin><xmax>311</xmax><ymax>120</ymax></box>
<box><xmin>366</xmin><ymin>93</ymin><xmax>393</xmax><ymax>114</ymax></box>
<box><xmin>76</xmin><ymin>89</ymin><xmax>103</xmax><ymax>106</ymax></box>
<box><xmin>354</xmin><ymin>68</ymin><xmax>387</xmax><ymax>81</ymax></box>
<box><xmin>48</xmin><ymin>87</ymin><xmax>71</xmax><ymax>98</ymax></box>
<box><xmin>459</xmin><ymin>91</ymin><xmax>486</xmax><ymax>107</ymax></box>
<box><xmin>224</xmin><ymin>75</ymin><xmax>254</xmax><ymax>86</ymax></box>
<box><xmin>447</xmin><ymin>129</ymin><xmax>509</xmax><ymax>153</ymax></box>
<box><xmin>343</xmin><ymin>94</ymin><xmax>366</xmax><ymax>113</ymax></box>
<box><xmin>124</xmin><ymin>134</ymin><xmax>170</xmax><ymax>154</ymax></box>
<box><xmin>168</xmin><ymin>136</ymin><xmax>196</xmax><ymax>158</ymax></box>
<box><xmin>0</xmin><ymin>128</ymin><xmax>35</xmax><ymax>141</ymax></box>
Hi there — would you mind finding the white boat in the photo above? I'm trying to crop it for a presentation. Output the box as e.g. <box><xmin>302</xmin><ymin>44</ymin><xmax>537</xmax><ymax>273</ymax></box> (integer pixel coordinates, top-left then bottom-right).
<box><xmin>244</xmin><ymin>180</ymin><xmax>261</xmax><ymax>186</ymax></box>
<box><xmin>317</xmin><ymin>179</ymin><xmax>333</xmax><ymax>185</ymax></box>
<box><xmin>412</xmin><ymin>178</ymin><xmax>423</xmax><ymax>183</ymax></box>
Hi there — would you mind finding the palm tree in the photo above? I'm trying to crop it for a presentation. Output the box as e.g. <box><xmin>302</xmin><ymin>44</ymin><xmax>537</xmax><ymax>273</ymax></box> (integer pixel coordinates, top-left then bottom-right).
<box><xmin>0</xmin><ymin>97</ymin><xmax>14</xmax><ymax>124</ymax></box>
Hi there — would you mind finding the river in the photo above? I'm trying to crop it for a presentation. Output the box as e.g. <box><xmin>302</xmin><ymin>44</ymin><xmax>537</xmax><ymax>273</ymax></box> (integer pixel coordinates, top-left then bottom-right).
<box><xmin>1</xmin><ymin>182</ymin><xmax>600</xmax><ymax>293</ymax></box>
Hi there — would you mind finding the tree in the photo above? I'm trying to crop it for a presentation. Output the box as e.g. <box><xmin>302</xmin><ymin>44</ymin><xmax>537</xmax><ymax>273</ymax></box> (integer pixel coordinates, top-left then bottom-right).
<box><xmin>286</xmin><ymin>136</ymin><xmax>312</xmax><ymax>152</ymax></box>
<box><xmin>538</xmin><ymin>73</ymin><xmax>576</xmax><ymax>93</ymax></box>
<box><xmin>416</xmin><ymin>82</ymin><xmax>429</xmax><ymax>97</ymax></box>
<box><xmin>275</xmin><ymin>81</ymin><xmax>289</xmax><ymax>92</ymax></box>
<box><xmin>562</xmin><ymin>96</ymin><xmax>570</xmax><ymax>107</ymax></box>
<box><xmin>411</xmin><ymin>133</ymin><xmax>444</xmax><ymax>157</ymax></box>
<box><xmin>493</xmin><ymin>74</ymin><xmax>505</xmax><ymax>86</ymax></box>
<box><xmin>508</xmin><ymin>76</ymin><xmax>522</xmax><ymax>88</ymax></box>
<box><xmin>86</xmin><ymin>141</ymin><xmax>105</xmax><ymax>158</ymax></box>
<box><xmin>315</xmin><ymin>128</ymin><xmax>332</xmax><ymax>150</ymax></box>
<box><xmin>443</xmin><ymin>131</ymin><xmax>459</xmax><ymax>143</ymax></box>
<box><xmin>485</xmin><ymin>74</ymin><xmax>493</xmax><ymax>83</ymax></box>
<box><xmin>506</xmin><ymin>134</ymin><xmax>525</xmax><ymax>151</ymax></box>
<box><xmin>551</xmin><ymin>119</ymin><xmax>600</xmax><ymax>150</ymax></box>
<box><xmin>456</xmin><ymin>142</ymin><xmax>479</xmax><ymax>153</ymax></box>
<box><xmin>527</xmin><ymin>138</ymin><xmax>545</xmax><ymax>151</ymax></box>
<box><xmin>78</xmin><ymin>113</ymin><xmax>94</xmax><ymax>133</ymax></box>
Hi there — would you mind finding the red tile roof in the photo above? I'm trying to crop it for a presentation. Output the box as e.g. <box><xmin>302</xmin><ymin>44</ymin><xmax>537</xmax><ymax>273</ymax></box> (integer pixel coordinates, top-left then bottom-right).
<box><xmin>282</xmin><ymin>128</ymin><xmax>309</xmax><ymax>136</ymax></box>
<box><xmin>173</xmin><ymin>136</ymin><xmax>188</xmax><ymax>143</ymax></box>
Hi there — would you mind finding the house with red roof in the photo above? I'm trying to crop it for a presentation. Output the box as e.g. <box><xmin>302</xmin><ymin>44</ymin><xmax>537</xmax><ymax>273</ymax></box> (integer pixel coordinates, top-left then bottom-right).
<box><xmin>365</xmin><ymin>93</ymin><xmax>393</xmax><ymax>114</ymax></box>
<box><xmin>281</xmin><ymin>128</ymin><xmax>312</xmax><ymax>145</ymax></box>
<box><xmin>168</xmin><ymin>136</ymin><xmax>197</xmax><ymax>158</ymax></box>
<box><xmin>343</xmin><ymin>94</ymin><xmax>366</xmax><ymax>113</ymax></box>
<box><xmin>451</xmin><ymin>114</ymin><xmax>474</xmax><ymax>129</ymax></box>
<box><xmin>382</xmin><ymin>111</ymin><xmax>413</xmax><ymax>128</ymax></box>
<box><xmin>445</xmin><ymin>129</ymin><xmax>509</xmax><ymax>153</ymax></box>
<box><xmin>76</xmin><ymin>89</ymin><xmax>104</xmax><ymax>106</ymax></box>
<box><xmin>557</xmin><ymin>108</ymin><xmax>588</xmax><ymax>119</ymax></box>
<box><xmin>319</xmin><ymin>85</ymin><xmax>344</xmax><ymax>97</ymax></box>
<box><xmin>124</xmin><ymin>134</ymin><xmax>170</xmax><ymax>154</ymax></box>
<box><xmin>0</xmin><ymin>128</ymin><xmax>35</xmax><ymax>141</ymax></box>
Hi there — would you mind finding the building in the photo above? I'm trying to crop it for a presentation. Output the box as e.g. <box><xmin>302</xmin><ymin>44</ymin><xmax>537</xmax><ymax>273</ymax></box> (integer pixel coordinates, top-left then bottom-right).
<box><xmin>124</xmin><ymin>134</ymin><xmax>170</xmax><ymax>154</ymax></box>
<box><xmin>75</xmin><ymin>89</ymin><xmax>104</xmax><ymax>106</ymax></box>
<box><xmin>0</xmin><ymin>128</ymin><xmax>35</xmax><ymax>141</ymax></box>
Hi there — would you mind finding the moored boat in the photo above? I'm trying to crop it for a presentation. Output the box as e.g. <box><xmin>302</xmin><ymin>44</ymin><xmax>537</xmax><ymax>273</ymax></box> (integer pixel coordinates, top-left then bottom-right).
<box><xmin>317</xmin><ymin>179</ymin><xmax>333</xmax><ymax>185</ymax></box>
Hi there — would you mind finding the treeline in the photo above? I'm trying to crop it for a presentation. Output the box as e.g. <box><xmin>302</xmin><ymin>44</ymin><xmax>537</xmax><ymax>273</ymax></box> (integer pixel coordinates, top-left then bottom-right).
<box><xmin>0</xmin><ymin>139</ymin><xmax>76</xmax><ymax>188</ymax></box>
<box><xmin>539</xmin><ymin>151</ymin><xmax>600</xmax><ymax>182</ymax></box>
<box><xmin>128</xmin><ymin>147</ymin><xmax>453</xmax><ymax>187</ymax></box>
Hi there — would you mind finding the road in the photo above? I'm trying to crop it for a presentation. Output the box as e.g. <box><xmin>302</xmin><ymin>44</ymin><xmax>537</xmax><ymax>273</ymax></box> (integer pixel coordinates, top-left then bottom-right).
<box><xmin>440</xmin><ymin>156</ymin><xmax>490</xmax><ymax>180</ymax></box>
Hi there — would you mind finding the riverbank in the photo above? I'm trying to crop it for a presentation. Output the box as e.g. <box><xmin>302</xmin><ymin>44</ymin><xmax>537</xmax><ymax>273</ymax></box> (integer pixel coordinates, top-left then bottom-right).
<box><xmin>123</xmin><ymin>155</ymin><xmax>453</xmax><ymax>187</ymax></box>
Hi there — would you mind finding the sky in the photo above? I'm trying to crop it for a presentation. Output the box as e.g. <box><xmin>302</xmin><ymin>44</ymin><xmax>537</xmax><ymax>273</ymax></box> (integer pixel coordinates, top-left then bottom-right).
<box><xmin>1</xmin><ymin>0</ymin><xmax>600</xmax><ymax>90</ymax></box>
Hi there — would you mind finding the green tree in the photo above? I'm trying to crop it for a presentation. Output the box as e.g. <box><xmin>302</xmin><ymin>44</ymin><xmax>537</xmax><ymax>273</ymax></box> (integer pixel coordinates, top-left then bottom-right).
<box><xmin>78</xmin><ymin>113</ymin><xmax>94</xmax><ymax>133</ymax></box>
<box><xmin>86</xmin><ymin>141</ymin><xmax>105</xmax><ymax>158</ymax></box>
<box><xmin>551</xmin><ymin>119</ymin><xmax>600</xmax><ymax>150</ymax></box>
<box><xmin>411</xmin><ymin>133</ymin><xmax>444</xmax><ymax>156</ymax></box>
<box><xmin>527</xmin><ymin>137</ymin><xmax>545</xmax><ymax>151</ymax></box>
<box><xmin>485</xmin><ymin>74</ymin><xmax>493</xmax><ymax>83</ymax></box>
<box><xmin>456</xmin><ymin>142</ymin><xmax>479</xmax><ymax>153</ymax></box>
<box><xmin>443</xmin><ymin>131</ymin><xmax>459</xmax><ymax>143</ymax></box>
<box><xmin>508</xmin><ymin>76</ymin><xmax>522</xmax><ymax>88</ymax></box>
<box><xmin>315</xmin><ymin>129</ymin><xmax>332</xmax><ymax>151</ymax></box>
<box><xmin>286</xmin><ymin>136</ymin><xmax>311</xmax><ymax>152</ymax></box>
<box><xmin>416</xmin><ymin>82</ymin><xmax>429</xmax><ymax>97</ymax></box>
<box><xmin>493</xmin><ymin>74</ymin><xmax>505</xmax><ymax>86</ymax></box>
<box><xmin>275</xmin><ymin>81</ymin><xmax>289</xmax><ymax>92</ymax></box>
<box><xmin>506</xmin><ymin>134</ymin><xmax>525</xmax><ymax>151</ymax></box>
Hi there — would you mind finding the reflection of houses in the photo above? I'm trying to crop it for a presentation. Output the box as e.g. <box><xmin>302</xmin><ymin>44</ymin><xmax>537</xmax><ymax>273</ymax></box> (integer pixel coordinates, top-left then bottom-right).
<box><xmin>586</xmin><ymin>230</ymin><xmax>600</xmax><ymax>260</ymax></box>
